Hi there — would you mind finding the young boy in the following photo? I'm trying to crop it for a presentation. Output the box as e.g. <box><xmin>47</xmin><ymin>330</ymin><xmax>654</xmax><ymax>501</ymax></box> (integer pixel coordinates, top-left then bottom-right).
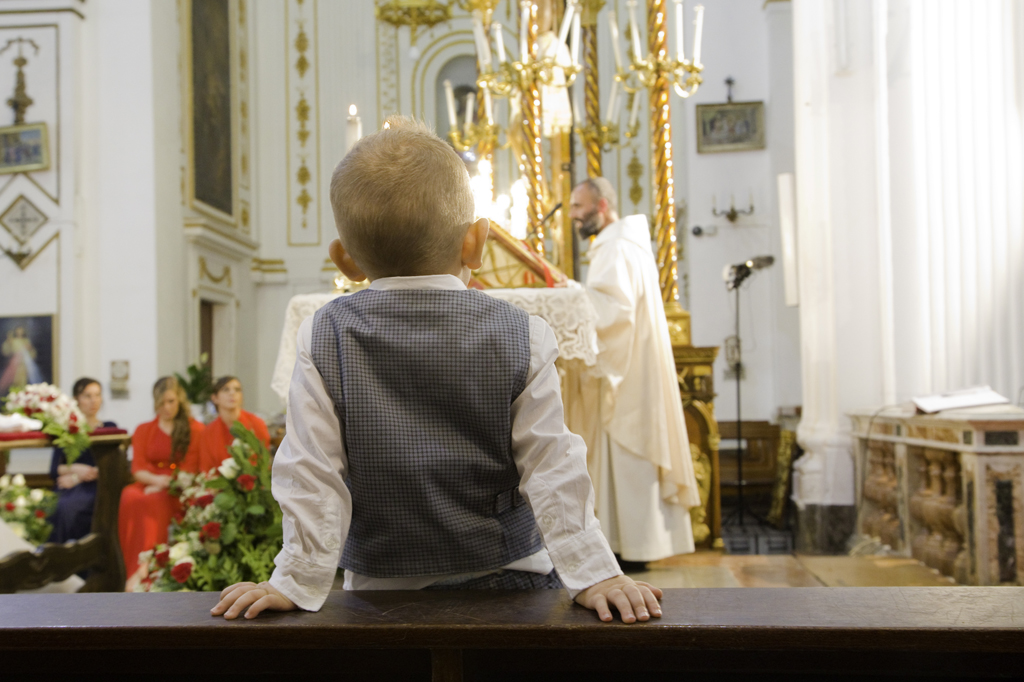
<box><xmin>212</xmin><ymin>117</ymin><xmax>662</xmax><ymax>623</ymax></box>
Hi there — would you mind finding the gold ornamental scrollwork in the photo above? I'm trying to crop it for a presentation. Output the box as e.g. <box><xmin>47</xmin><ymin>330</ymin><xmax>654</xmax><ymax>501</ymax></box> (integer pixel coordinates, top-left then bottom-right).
<box><xmin>286</xmin><ymin>0</ymin><xmax>321</xmax><ymax>246</ymax></box>
<box><xmin>199</xmin><ymin>256</ymin><xmax>232</xmax><ymax>287</ymax></box>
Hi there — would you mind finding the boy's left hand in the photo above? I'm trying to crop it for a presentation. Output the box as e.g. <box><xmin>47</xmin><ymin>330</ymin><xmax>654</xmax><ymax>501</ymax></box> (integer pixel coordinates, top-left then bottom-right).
<box><xmin>211</xmin><ymin>581</ymin><xmax>297</xmax><ymax>620</ymax></box>
<box><xmin>574</xmin><ymin>575</ymin><xmax>663</xmax><ymax>623</ymax></box>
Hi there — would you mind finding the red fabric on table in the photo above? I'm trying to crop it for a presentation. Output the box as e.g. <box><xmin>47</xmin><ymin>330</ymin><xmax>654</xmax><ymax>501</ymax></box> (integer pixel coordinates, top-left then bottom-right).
<box><xmin>197</xmin><ymin>411</ymin><xmax>271</xmax><ymax>475</ymax></box>
<box><xmin>91</xmin><ymin>427</ymin><xmax>128</xmax><ymax>436</ymax></box>
<box><xmin>118</xmin><ymin>419</ymin><xmax>203</xmax><ymax>577</ymax></box>
<box><xmin>0</xmin><ymin>431</ymin><xmax>47</xmax><ymax>441</ymax></box>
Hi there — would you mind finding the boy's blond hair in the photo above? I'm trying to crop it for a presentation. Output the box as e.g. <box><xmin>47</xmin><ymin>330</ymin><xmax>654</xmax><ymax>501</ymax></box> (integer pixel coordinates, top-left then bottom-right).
<box><xmin>329</xmin><ymin>116</ymin><xmax>475</xmax><ymax>279</ymax></box>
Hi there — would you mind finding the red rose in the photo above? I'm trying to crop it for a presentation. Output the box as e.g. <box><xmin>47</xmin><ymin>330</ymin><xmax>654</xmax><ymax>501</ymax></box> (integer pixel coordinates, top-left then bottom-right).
<box><xmin>35</xmin><ymin>509</ymin><xmax>46</xmax><ymax>518</ymax></box>
<box><xmin>201</xmin><ymin>521</ymin><xmax>222</xmax><ymax>541</ymax></box>
<box><xmin>155</xmin><ymin>549</ymin><xmax>170</xmax><ymax>567</ymax></box>
<box><xmin>170</xmin><ymin>560</ymin><xmax>193</xmax><ymax>583</ymax></box>
<box><xmin>4</xmin><ymin>502</ymin><xmax>14</xmax><ymax>512</ymax></box>
<box><xmin>69</xmin><ymin>413</ymin><xmax>77</xmax><ymax>422</ymax></box>
<box><xmin>68</xmin><ymin>424</ymin><xmax>79</xmax><ymax>434</ymax></box>
<box><xmin>237</xmin><ymin>474</ymin><xmax>256</xmax><ymax>492</ymax></box>
<box><xmin>173</xmin><ymin>510</ymin><xmax>185</xmax><ymax>523</ymax></box>
<box><xmin>195</xmin><ymin>494</ymin><xmax>215</xmax><ymax>509</ymax></box>
<box><xmin>248</xmin><ymin>453</ymin><xmax>258</xmax><ymax>467</ymax></box>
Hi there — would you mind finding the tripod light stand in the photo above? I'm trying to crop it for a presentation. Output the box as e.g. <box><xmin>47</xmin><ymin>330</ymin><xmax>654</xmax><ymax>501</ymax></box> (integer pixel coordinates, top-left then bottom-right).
<box><xmin>723</xmin><ymin>255</ymin><xmax>774</xmax><ymax>527</ymax></box>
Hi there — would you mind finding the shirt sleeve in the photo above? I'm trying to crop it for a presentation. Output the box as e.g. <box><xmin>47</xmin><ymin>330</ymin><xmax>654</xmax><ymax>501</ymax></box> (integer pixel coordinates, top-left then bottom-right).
<box><xmin>511</xmin><ymin>315</ymin><xmax>621</xmax><ymax>598</ymax></box>
<box><xmin>268</xmin><ymin>316</ymin><xmax>352</xmax><ymax>612</ymax></box>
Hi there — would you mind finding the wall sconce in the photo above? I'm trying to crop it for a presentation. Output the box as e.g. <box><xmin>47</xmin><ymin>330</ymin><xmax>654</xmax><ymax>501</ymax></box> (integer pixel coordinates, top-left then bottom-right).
<box><xmin>712</xmin><ymin>194</ymin><xmax>754</xmax><ymax>223</ymax></box>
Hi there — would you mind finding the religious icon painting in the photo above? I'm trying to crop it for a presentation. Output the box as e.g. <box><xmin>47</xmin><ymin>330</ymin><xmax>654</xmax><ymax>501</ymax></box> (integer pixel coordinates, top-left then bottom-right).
<box><xmin>695</xmin><ymin>101</ymin><xmax>766</xmax><ymax>154</ymax></box>
<box><xmin>0</xmin><ymin>122</ymin><xmax>50</xmax><ymax>174</ymax></box>
<box><xmin>0</xmin><ymin>314</ymin><xmax>55</xmax><ymax>397</ymax></box>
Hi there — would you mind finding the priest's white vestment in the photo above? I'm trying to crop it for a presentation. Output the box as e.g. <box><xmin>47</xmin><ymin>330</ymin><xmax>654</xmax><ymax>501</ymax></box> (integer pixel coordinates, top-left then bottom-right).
<box><xmin>584</xmin><ymin>215</ymin><xmax>701</xmax><ymax>562</ymax></box>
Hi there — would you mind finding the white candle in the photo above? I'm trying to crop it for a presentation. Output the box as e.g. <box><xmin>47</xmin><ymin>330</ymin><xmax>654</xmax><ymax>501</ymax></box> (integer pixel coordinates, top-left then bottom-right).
<box><xmin>693</xmin><ymin>5</ymin><xmax>704</xmax><ymax>66</ymax></box>
<box><xmin>493</xmin><ymin>22</ymin><xmax>507</xmax><ymax>63</ymax></box>
<box><xmin>557</xmin><ymin>2</ymin><xmax>575</xmax><ymax>46</ymax></box>
<box><xmin>520</xmin><ymin>2</ymin><xmax>530</xmax><ymax>61</ymax></box>
<box><xmin>443</xmin><ymin>79</ymin><xmax>457</xmax><ymax>129</ymax></box>
<box><xmin>570</xmin><ymin>12</ymin><xmax>581</xmax><ymax>67</ymax></box>
<box><xmin>464</xmin><ymin>91</ymin><xmax>476</xmax><ymax>134</ymax></box>
<box><xmin>482</xmin><ymin>85</ymin><xmax>494</xmax><ymax>124</ymax></box>
<box><xmin>674</xmin><ymin>0</ymin><xmax>685</xmax><ymax>62</ymax></box>
<box><xmin>604</xmin><ymin>79</ymin><xmax>619</xmax><ymax>124</ymax></box>
<box><xmin>472</xmin><ymin>11</ymin><xmax>493</xmax><ymax>72</ymax></box>
<box><xmin>572</xmin><ymin>86</ymin><xmax>582</xmax><ymax>125</ymax></box>
<box><xmin>346</xmin><ymin>104</ymin><xmax>362</xmax><ymax>152</ymax></box>
<box><xmin>628</xmin><ymin>90</ymin><xmax>642</xmax><ymax>129</ymax></box>
<box><xmin>608</xmin><ymin>12</ymin><xmax>624</xmax><ymax>71</ymax></box>
<box><xmin>627</xmin><ymin>0</ymin><xmax>643</xmax><ymax>61</ymax></box>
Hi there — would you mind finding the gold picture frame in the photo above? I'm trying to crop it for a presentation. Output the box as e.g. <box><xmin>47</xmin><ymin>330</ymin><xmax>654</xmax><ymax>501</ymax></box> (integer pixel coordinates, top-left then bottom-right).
<box><xmin>0</xmin><ymin>122</ymin><xmax>50</xmax><ymax>174</ymax></box>
<box><xmin>695</xmin><ymin>101</ymin><xmax>766</xmax><ymax>154</ymax></box>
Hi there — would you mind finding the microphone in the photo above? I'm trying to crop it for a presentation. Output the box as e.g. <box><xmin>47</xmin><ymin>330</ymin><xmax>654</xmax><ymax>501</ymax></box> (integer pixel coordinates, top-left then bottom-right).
<box><xmin>541</xmin><ymin>202</ymin><xmax>563</xmax><ymax>225</ymax></box>
<box><xmin>724</xmin><ymin>255</ymin><xmax>774</xmax><ymax>290</ymax></box>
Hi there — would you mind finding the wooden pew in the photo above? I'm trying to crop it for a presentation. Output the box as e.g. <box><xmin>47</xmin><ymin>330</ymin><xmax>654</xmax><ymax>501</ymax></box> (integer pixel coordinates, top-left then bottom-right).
<box><xmin>0</xmin><ymin>434</ymin><xmax>131</xmax><ymax>592</ymax></box>
<box><xmin>1</xmin><ymin>587</ymin><xmax>1021</xmax><ymax>680</ymax></box>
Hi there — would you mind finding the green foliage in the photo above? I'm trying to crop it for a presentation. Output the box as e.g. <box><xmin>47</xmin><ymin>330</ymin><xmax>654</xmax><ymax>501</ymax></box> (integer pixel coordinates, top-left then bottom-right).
<box><xmin>135</xmin><ymin>423</ymin><xmax>282</xmax><ymax>593</ymax></box>
<box><xmin>174</xmin><ymin>353</ymin><xmax>214</xmax><ymax>405</ymax></box>
<box><xmin>0</xmin><ymin>475</ymin><xmax>57</xmax><ymax>545</ymax></box>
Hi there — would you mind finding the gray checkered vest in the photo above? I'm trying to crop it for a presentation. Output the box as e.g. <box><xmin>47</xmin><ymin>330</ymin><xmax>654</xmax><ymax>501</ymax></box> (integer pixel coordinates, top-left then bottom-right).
<box><xmin>310</xmin><ymin>288</ymin><xmax>543</xmax><ymax>577</ymax></box>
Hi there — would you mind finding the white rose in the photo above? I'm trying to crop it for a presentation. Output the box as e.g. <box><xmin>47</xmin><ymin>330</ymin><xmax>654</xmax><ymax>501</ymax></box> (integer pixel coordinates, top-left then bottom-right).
<box><xmin>176</xmin><ymin>472</ymin><xmax>194</xmax><ymax>489</ymax></box>
<box><xmin>14</xmin><ymin>495</ymin><xmax>27</xmax><ymax>508</ymax></box>
<box><xmin>231</xmin><ymin>439</ymin><xmax>242</xmax><ymax>448</ymax></box>
<box><xmin>8</xmin><ymin>522</ymin><xmax>25</xmax><ymax>538</ymax></box>
<box><xmin>218</xmin><ymin>457</ymin><xmax>240</xmax><ymax>480</ymax></box>
<box><xmin>12</xmin><ymin>474</ymin><xmax>26</xmax><ymax>487</ymax></box>
<box><xmin>0</xmin><ymin>475</ymin><xmax>10</xmax><ymax>488</ymax></box>
<box><xmin>138</xmin><ymin>549</ymin><xmax>154</xmax><ymax>565</ymax></box>
<box><xmin>30</xmin><ymin>488</ymin><xmax>44</xmax><ymax>503</ymax></box>
<box><xmin>169</xmin><ymin>541</ymin><xmax>191</xmax><ymax>562</ymax></box>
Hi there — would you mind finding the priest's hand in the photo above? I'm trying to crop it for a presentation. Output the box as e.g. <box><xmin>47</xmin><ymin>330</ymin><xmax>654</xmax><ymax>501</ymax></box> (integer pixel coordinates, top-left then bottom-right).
<box><xmin>211</xmin><ymin>581</ymin><xmax>297</xmax><ymax>620</ymax></box>
<box><xmin>574</xmin><ymin>575</ymin><xmax>663</xmax><ymax>623</ymax></box>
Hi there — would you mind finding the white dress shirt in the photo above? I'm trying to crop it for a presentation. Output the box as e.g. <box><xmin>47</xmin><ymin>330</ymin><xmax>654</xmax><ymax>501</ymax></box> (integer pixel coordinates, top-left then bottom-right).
<box><xmin>268</xmin><ymin>274</ymin><xmax>621</xmax><ymax>611</ymax></box>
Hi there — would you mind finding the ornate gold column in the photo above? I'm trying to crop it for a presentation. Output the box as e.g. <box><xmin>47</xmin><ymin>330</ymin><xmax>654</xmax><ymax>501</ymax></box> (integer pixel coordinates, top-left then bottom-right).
<box><xmin>647</xmin><ymin>0</ymin><xmax>690</xmax><ymax>345</ymax></box>
<box><xmin>581</xmin><ymin>0</ymin><xmax>604</xmax><ymax>178</ymax></box>
<box><xmin>520</xmin><ymin>1</ymin><xmax>547</xmax><ymax>257</ymax></box>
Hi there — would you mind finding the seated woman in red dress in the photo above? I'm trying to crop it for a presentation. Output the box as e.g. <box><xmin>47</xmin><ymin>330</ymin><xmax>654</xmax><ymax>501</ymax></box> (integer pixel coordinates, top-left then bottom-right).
<box><xmin>118</xmin><ymin>376</ymin><xmax>203</xmax><ymax>583</ymax></box>
<box><xmin>198</xmin><ymin>376</ymin><xmax>270</xmax><ymax>474</ymax></box>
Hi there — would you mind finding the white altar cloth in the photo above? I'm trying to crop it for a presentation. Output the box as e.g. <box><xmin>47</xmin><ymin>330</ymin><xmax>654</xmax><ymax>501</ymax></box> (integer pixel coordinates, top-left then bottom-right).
<box><xmin>270</xmin><ymin>283</ymin><xmax>600</xmax><ymax>406</ymax></box>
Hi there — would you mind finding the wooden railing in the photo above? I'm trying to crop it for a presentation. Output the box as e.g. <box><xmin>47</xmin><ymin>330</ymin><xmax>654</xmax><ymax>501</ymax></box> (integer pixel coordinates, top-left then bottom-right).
<box><xmin>1</xmin><ymin>587</ymin><xmax>1021</xmax><ymax>679</ymax></box>
<box><xmin>0</xmin><ymin>434</ymin><xmax>132</xmax><ymax>592</ymax></box>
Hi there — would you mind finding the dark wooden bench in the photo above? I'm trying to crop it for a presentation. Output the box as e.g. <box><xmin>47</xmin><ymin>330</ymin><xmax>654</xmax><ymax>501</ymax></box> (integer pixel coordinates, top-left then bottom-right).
<box><xmin>0</xmin><ymin>434</ymin><xmax>132</xmax><ymax>593</ymax></box>
<box><xmin>1</xmin><ymin>587</ymin><xmax>1021</xmax><ymax>680</ymax></box>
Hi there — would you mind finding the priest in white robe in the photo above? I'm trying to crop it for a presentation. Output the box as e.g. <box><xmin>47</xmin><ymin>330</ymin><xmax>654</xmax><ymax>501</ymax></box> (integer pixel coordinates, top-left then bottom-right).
<box><xmin>570</xmin><ymin>177</ymin><xmax>701</xmax><ymax>569</ymax></box>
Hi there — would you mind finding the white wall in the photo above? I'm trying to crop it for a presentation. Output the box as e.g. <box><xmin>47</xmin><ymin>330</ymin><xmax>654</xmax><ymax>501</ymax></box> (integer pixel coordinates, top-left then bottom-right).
<box><xmin>680</xmin><ymin>0</ymin><xmax>800</xmax><ymax>424</ymax></box>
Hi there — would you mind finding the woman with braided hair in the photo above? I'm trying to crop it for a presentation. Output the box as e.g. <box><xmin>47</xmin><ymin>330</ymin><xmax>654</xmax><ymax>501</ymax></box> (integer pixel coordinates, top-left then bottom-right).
<box><xmin>118</xmin><ymin>376</ymin><xmax>204</xmax><ymax>584</ymax></box>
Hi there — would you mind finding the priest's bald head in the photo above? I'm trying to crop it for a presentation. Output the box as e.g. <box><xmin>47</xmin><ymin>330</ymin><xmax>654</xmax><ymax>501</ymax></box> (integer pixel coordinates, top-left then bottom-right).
<box><xmin>570</xmin><ymin>177</ymin><xmax>619</xmax><ymax>239</ymax></box>
<box><xmin>327</xmin><ymin>115</ymin><xmax>488</xmax><ymax>283</ymax></box>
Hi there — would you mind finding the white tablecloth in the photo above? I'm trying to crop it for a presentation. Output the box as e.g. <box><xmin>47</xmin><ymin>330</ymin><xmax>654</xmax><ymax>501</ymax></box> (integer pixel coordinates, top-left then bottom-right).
<box><xmin>270</xmin><ymin>284</ymin><xmax>600</xmax><ymax>406</ymax></box>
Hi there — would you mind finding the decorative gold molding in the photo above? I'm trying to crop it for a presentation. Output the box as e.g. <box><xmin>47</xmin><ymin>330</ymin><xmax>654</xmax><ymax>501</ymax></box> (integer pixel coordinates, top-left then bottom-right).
<box><xmin>286</xmin><ymin>0</ymin><xmax>321</xmax><ymax>246</ymax></box>
<box><xmin>376</xmin><ymin>19</ymin><xmax>399</xmax><ymax>123</ymax></box>
<box><xmin>199</xmin><ymin>256</ymin><xmax>232</xmax><ymax>287</ymax></box>
<box><xmin>251</xmin><ymin>257</ymin><xmax>286</xmax><ymax>274</ymax></box>
<box><xmin>2</xmin><ymin>229</ymin><xmax>56</xmax><ymax>270</ymax></box>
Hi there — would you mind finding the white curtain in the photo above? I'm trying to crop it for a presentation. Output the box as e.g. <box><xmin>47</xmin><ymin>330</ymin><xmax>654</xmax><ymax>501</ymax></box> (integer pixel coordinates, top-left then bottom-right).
<box><xmin>888</xmin><ymin>0</ymin><xmax>1024</xmax><ymax>405</ymax></box>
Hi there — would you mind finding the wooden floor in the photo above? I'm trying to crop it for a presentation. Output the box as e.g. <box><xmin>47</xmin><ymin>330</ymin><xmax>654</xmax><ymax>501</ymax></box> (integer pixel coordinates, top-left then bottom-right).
<box><xmin>625</xmin><ymin>552</ymin><xmax>958</xmax><ymax>588</ymax></box>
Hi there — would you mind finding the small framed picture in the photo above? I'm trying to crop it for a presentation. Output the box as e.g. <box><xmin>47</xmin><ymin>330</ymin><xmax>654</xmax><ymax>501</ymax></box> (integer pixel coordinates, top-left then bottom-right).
<box><xmin>0</xmin><ymin>122</ymin><xmax>50</xmax><ymax>174</ymax></box>
<box><xmin>695</xmin><ymin>101</ymin><xmax>766</xmax><ymax>154</ymax></box>
<box><xmin>0</xmin><ymin>314</ymin><xmax>55</xmax><ymax>396</ymax></box>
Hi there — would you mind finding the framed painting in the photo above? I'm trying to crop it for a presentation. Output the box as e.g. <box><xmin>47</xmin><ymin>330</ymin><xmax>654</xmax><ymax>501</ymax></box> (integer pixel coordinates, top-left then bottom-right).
<box><xmin>695</xmin><ymin>101</ymin><xmax>766</xmax><ymax>154</ymax></box>
<box><xmin>191</xmin><ymin>0</ymin><xmax>233</xmax><ymax>217</ymax></box>
<box><xmin>0</xmin><ymin>314</ymin><xmax>55</xmax><ymax>396</ymax></box>
<box><xmin>0</xmin><ymin>122</ymin><xmax>50</xmax><ymax>174</ymax></box>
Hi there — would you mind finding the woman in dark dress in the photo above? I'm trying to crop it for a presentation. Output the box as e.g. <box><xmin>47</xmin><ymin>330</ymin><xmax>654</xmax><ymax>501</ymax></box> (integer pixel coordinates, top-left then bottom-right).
<box><xmin>48</xmin><ymin>377</ymin><xmax>116</xmax><ymax>543</ymax></box>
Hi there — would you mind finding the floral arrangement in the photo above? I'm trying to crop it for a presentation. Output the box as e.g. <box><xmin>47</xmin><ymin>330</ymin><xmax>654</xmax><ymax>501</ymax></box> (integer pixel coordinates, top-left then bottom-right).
<box><xmin>0</xmin><ymin>473</ymin><xmax>57</xmax><ymax>545</ymax></box>
<box><xmin>4</xmin><ymin>383</ymin><xmax>91</xmax><ymax>464</ymax></box>
<box><xmin>135</xmin><ymin>423</ymin><xmax>282</xmax><ymax>592</ymax></box>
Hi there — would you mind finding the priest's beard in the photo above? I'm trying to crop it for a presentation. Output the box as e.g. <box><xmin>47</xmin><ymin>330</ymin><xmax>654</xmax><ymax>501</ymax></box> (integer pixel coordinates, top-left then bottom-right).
<box><xmin>576</xmin><ymin>209</ymin><xmax>602</xmax><ymax>239</ymax></box>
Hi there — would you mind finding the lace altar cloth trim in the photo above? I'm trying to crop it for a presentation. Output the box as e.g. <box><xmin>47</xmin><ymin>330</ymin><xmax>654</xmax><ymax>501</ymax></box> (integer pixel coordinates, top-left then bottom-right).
<box><xmin>270</xmin><ymin>284</ymin><xmax>598</xmax><ymax>404</ymax></box>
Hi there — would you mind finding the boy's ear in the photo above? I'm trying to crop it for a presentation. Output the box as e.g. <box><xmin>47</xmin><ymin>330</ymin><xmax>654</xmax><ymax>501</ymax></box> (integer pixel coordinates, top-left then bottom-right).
<box><xmin>461</xmin><ymin>218</ymin><xmax>490</xmax><ymax>271</ymax></box>
<box><xmin>328</xmin><ymin>238</ymin><xmax>367</xmax><ymax>282</ymax></box>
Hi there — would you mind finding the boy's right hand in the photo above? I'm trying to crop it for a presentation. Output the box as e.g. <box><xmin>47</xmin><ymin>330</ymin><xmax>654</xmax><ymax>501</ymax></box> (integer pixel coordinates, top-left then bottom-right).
<box><xmin>574</xmin><ymin>575</ymin><xmax>663</xmax><ymax>623</ymax></box>
<box><xmin>211</xmin><ymin>581</ymin><xmax>297</xmax><ymax>620</ymax></box>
